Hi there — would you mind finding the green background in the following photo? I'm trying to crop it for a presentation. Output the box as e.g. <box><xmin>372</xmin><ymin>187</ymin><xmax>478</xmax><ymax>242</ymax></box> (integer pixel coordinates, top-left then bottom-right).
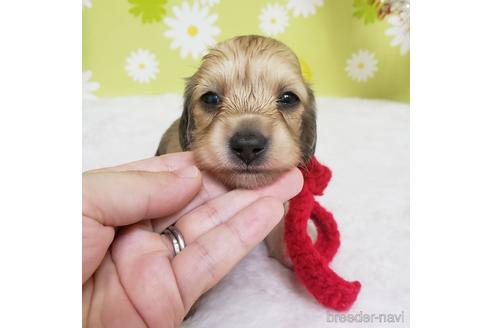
<box><xmin>83</xmin><ymin>0</ymin><xmax>409</xmax><ymax>102</ymax></box>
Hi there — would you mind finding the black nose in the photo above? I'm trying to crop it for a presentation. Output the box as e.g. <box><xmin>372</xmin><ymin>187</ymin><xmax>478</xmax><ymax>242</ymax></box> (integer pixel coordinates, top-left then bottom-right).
<box><xmin>229</xmin><ymin>130</ymin><xmax>267</xmax><ymax>165</ymax></box>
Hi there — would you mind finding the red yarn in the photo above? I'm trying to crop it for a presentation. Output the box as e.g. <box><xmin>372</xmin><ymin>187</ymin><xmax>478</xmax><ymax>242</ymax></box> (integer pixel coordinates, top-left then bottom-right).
<box><xmin>284</xmin><ymin>156</ymin><xmax>361</xmax><ymax>311</ymax></box>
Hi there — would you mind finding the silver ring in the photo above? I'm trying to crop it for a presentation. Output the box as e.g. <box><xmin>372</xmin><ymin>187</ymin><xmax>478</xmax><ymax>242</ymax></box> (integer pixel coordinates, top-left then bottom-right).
<box><xmin>161</xmin><ymin>225</ymin><xmax>186</xmax><ymax>256</ymax></box>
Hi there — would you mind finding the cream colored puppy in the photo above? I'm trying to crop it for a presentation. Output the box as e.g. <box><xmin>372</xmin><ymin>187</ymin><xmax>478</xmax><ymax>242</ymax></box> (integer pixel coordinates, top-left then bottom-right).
<box><xmin>156</xmin><ymin>35</ymin><xmax>317</xmax><ymax>266</ymax></box>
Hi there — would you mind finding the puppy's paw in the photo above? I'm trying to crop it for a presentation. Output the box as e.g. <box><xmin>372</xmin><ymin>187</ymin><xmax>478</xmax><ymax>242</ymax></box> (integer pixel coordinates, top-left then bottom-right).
<box><xmin>267</xmin><ymin>241</ymin><xmax>293</xmax><ymax>269</ymax></box>
<box><xmin>265</xmin><ymin>217</ymin><xmax>293</xmax><ymax>269</ymax></box>
<box><xmin>184</xmin><ymin>298</ymin><xmax>201</xmax><ymax>321</ymax></box>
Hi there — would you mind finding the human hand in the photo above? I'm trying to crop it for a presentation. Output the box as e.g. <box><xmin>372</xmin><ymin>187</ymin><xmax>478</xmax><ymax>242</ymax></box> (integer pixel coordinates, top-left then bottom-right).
<box><xmin>83</xmin><ymin>152</ymin><xmax>303</xmax><ymax>327</ymax></box>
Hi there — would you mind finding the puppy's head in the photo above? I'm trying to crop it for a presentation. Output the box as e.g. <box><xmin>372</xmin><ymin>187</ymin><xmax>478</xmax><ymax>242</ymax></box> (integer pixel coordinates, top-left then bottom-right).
<box><xmin>179</xmin><ymin>35</ymin><xmax>316</xmax><ymax>189</ymax></box>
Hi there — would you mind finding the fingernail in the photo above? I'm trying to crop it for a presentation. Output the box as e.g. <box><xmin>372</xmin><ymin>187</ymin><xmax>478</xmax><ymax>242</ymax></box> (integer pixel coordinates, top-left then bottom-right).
<box><xmin>174</xmin><ymin>166</ymin><xmax>199</xmax><ymax>178</ymax></box>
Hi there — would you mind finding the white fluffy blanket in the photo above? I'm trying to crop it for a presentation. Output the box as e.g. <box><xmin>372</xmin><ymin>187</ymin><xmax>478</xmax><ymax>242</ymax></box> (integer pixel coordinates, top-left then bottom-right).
<box><xmin>83</xmin><ymin>95</ymin><xmax>409</xmax><ymax>328</ymax></box>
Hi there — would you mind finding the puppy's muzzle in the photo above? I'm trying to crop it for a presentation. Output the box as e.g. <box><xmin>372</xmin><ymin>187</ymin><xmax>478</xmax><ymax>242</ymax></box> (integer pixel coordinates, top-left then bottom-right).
<box><xmin>229</xmin><ymin>129</ymin><xmax>267</xmax><ymax>165</ymax></box>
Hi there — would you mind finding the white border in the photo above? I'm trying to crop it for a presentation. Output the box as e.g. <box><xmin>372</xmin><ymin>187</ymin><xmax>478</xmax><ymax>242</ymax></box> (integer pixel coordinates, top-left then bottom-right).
<box><xmin>1</xmin><ymin>0</ymin><xmax>492</xmax><ymax>326</ymax></box>
<box><xmin>412</xmin><ymin>1</ymin><xmax>492</xmax><ymax>327</ymax></box>
<box><xmin>0</xmin><ymin>1</ymin><xmax>81</xmax><ymax>326</ymax></box>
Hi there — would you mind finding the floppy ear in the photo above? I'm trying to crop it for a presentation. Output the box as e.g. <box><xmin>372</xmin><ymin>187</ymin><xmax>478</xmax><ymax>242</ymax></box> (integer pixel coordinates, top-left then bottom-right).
<box><xmin>300</xmin><ymin>85</ymin><xmax>317</xmax><ymax>163</ymax></box>
<box><xmin>178</xmin><ymin>77</ymin><xmax>196</xmax><ymax>150</ymax></box>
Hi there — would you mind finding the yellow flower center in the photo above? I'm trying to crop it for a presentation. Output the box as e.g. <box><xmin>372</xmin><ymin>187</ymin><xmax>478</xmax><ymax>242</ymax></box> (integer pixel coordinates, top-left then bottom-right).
<box><xmin>187</xmin><ymin>25</ymin><xmax>199</xmax><ymax>37</ymax></box>
<box><xmin>138</xmin><ymin>63</ymin><xmax>145</xmax><ymax>69</ymax></box>
<box><xmin>270</xmin><ymin>17</ymin><xmax>277</xmax><ymax>24</ymax></box>
<box><xmin>357</xmin><ymin>62</ymin><xmax>365</xmax><ymax>69</ymax></box>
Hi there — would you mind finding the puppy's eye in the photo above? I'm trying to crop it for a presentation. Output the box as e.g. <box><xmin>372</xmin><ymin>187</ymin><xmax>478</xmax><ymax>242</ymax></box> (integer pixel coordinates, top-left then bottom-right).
<box><xmin>200</xmin><ymin>92</ymin><xmax>220</xmax><ymax>106</ymax></box>
<box><xmin>277</xmin><ymin>92</ymin><xmax>300</xmax><ymax>107</ymax></box>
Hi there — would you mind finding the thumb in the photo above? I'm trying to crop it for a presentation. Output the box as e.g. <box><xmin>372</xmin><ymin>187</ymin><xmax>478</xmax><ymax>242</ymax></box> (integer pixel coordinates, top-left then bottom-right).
<box><xmin>82</xmin><ymin>166</ymin><xmax>201</xmax><ymax>283</ymax></box>
<box><xmin>82</xmin><ymin>166</ymin><xmax>202</xmax><ymax>227</ymax></box>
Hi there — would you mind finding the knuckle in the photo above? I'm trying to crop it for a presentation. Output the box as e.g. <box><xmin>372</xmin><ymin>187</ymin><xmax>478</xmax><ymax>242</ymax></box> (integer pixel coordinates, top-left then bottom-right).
<box><xmin>193</xmin><ymin>239</ymin><xmax>221</xmax><ymax>284</ymax></box>
<box><xmin>224</xmin><ymin>220</ymin><xmax>249</xmax><ymax>251</ymax></box>
<box><xmin>199</xmin><ymin>203</ymin><xmax>220</xmax><ymax>226</ymax></box>
<box><xmin>184</xmin><ymin>202</ymin><xmax>220</xmax><ymax>229</ymax></box>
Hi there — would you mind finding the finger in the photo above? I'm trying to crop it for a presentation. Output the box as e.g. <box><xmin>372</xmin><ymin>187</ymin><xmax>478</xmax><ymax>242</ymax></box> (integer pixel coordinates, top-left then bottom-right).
<box><xmin>152</xmin><ymin>172</ymin><xmax>227</xmax><ymax>232</ymax></box>
<box><xmin>88</xmin><ymin>152</ymin><xmax>195</xmax><ymax>173</ymax></box>
<box><xmin>172</xmin><ymin>197</ymin><xmax>285</xmax><ymax>312</ymax></box>
<box><xmin>166</xmin><ymin>167</ymin><xmax>303</xmax><ymax>246</ymax></box>
<box><xmin>82</xmin><ymin>215</ymin><xmax>115</xmax><ymax>283</ymax></box>
<box><xmin>152</xmin><ymin>167</ymin><xmax>303</xmax><ymax>233</ymax></box>
<box><xmin>83</xmin><ymin>166</ymin><xmax>202</xmax><ymax>227</ymax></box>
<box><xmin>110</xmin><ymin>224</ymin><xmax>186</xmax><ymax>327</ymax></box>
<box><xmin>255</xmin><ymin>167</ymin><xmax>303</xmax><ymax>199</ymax></box>
<box><xmin>157</xmin><ymin>188</ymin><xmax>259</xmax><ymax>259</ymax></box>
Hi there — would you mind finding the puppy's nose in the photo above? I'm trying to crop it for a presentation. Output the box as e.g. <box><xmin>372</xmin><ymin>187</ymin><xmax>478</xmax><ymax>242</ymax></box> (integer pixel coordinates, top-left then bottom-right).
<box><xmin>229</xmin><ymin>130</ymin><xmax>267</xmax><ymax>165</ymax></box>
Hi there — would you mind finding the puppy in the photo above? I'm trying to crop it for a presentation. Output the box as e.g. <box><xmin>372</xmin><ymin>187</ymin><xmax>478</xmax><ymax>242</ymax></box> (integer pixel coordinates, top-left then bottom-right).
<box><xmin>156</xmin><ymin>35</ymin><xmax>316</xmax><ymax>267</ymax></box>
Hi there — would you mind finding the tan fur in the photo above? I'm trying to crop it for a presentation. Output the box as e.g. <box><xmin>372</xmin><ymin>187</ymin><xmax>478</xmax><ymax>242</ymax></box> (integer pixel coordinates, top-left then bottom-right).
<box><xmin>264</xmin><ymin>203</ymin><xmax>292</xmax><ymax>267</ymax></box>
<box><xmin>156</xmin><ymin>119</ymin><xmax>182</xmax><ymax>155</ymax></box>
<box><xmin>189</xmin><ymin>37</ymin><xmax>309</xmax><ymax>189</ymax></box>
<box><xmin>156</xmin><ymin>35</ymin><xmax>317</xmax><ymax>269</ymax></box>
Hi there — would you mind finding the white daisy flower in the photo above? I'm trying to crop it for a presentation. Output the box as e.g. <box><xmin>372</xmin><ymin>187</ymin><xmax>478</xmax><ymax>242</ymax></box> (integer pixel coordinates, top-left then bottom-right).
<box><xmin>125</xmin><ymin>49</ymin><xmax>160</xmax><ymax>84</ymax></box>
<box><xmin>385</xmin><ymin>12</ymin><xmax>410</xmax><ymax>55</ymax></box>
<box><xmin>82</xmin><ymin>71</ymin><xmax>100</xmax><ymax>100</ymax></box>
<box><xmin>82</xmin><ymin>0</ymin><xmax>92</xmax><ymax>9</ymax></box>
<box><xmin>259</xmin><ymin>3</ymin><xmax>290</xmax><ymax>36</ymax></box>
<box><xmin>164</xmin><ymin>2</ymin><xmax>221</xmax><ymax>60</ymax></box>
<box><xmin>345</xmin><ymin>50</ymin><xmax>378</xmax><ymax>82</ymax></box>
<box><xmin>286</xmin><ymin>0</ymin><xmax>324</xmax><ymax>17</ymax></box>
<box><xmin>200</xmin><ymin>0</ymin><xmax>220</xmax><ymax>7</ymax></box>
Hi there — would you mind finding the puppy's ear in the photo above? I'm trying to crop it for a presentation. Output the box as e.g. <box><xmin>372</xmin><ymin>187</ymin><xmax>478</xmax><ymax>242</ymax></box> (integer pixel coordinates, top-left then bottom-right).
<box><xmin>300</xmin><ymin>85</ymin><xmax>317</xmax><ymax>163</ymax></box>
<box><xmin>179</xmin><ymin>77</ymin><xmax>196</xmax><ymax>150</ymax></box>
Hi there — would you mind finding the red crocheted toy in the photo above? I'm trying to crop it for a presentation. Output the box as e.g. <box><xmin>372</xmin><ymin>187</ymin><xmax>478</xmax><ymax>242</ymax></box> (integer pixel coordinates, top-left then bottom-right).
<box><xmin>284</xmin><ymin>156</ymin><xmax>361</xmax><ymax>311</ymax></box>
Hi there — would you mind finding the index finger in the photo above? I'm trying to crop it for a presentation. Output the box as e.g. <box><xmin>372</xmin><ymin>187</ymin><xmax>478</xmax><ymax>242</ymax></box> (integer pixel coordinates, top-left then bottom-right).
<box><xmin>152</xmin><ymin>167</ymin><xmax>302</xmax><ymax>232</ymax></box>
